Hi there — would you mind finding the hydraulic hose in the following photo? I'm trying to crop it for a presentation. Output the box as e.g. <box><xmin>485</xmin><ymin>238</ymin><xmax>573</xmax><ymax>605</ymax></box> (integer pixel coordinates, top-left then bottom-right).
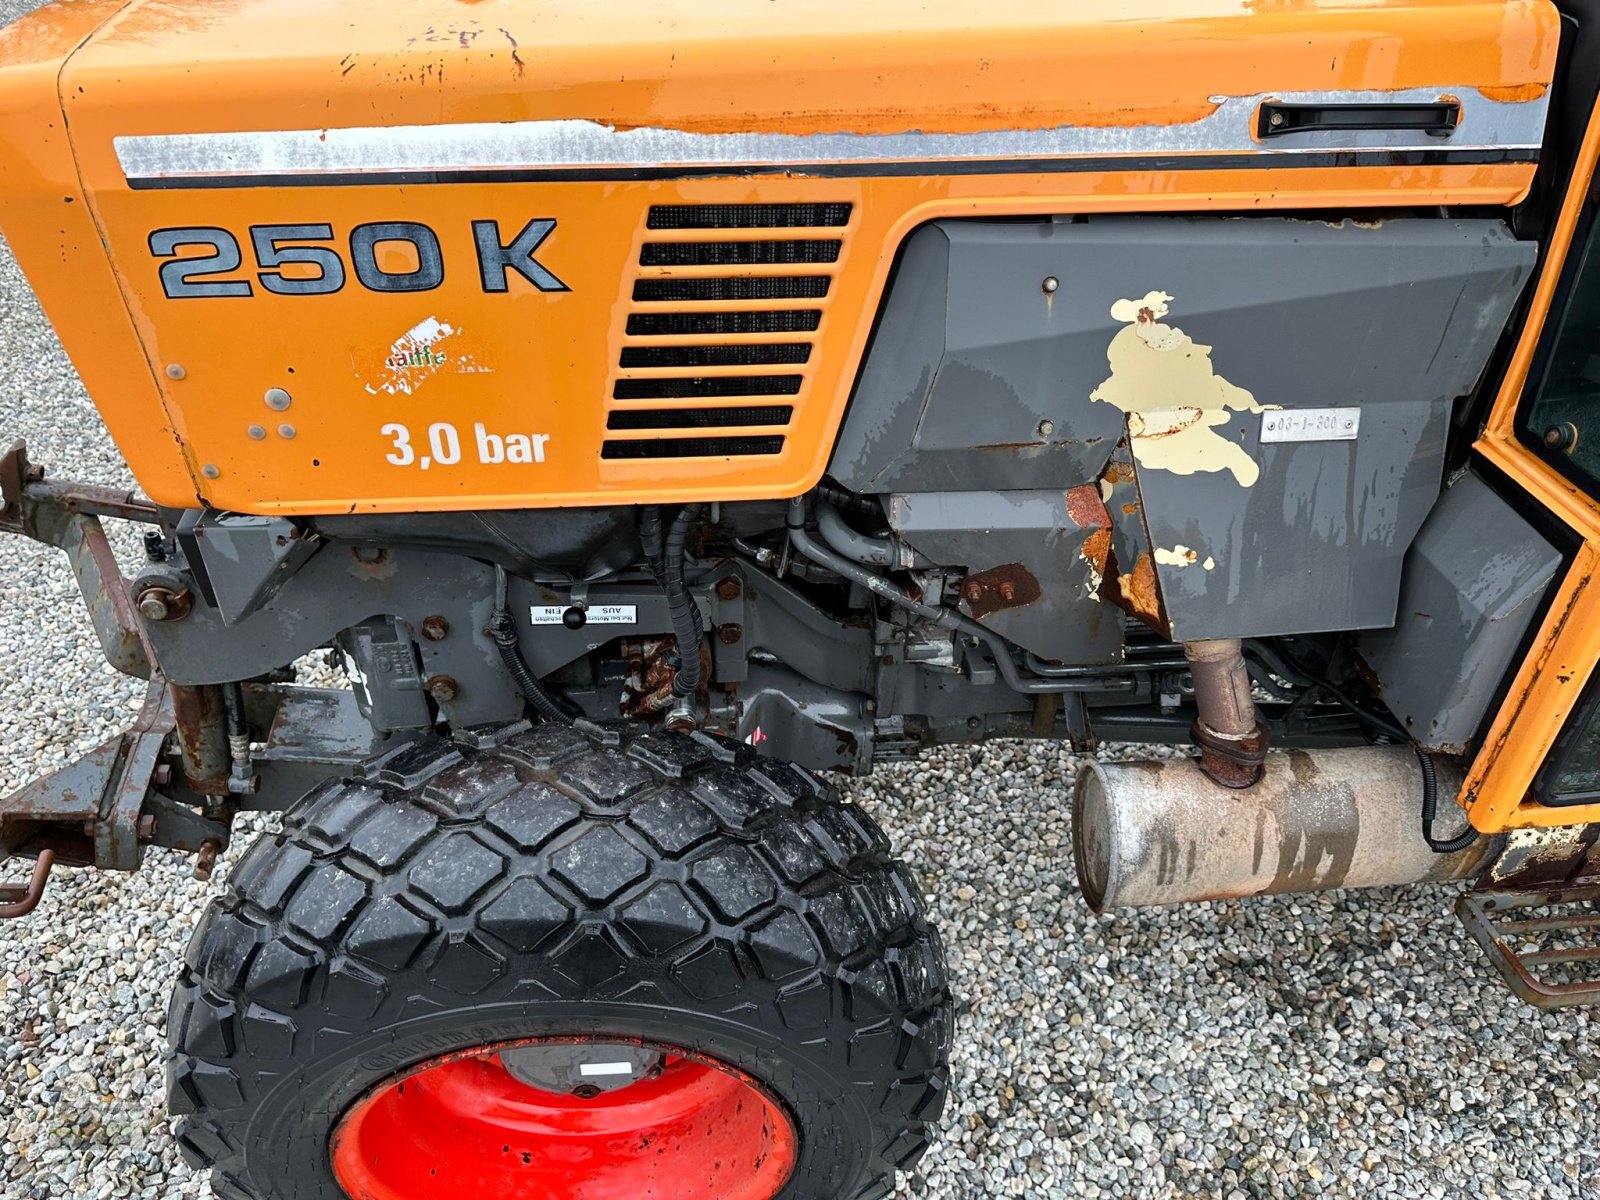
<box><xmin>785</xmin><ymin>498</ymin><xmax>1120</xmax><ymax>696</ymax></box>
<box><xmin>490</xmin><ymin>565</ymin><xmax>577</xmax><ymax>725</ymax></box>
<box><xmin>814</xmin><ymin>501</ymin><xmax>933</xmax><ymax>569</ymax></box>
<box><xmin>665</xmin><ymin>504</ymin><xmax>705</xmax><ymax>696</ymax></box>
<box><xmin>815</xmin><ymin>501</ymin><xmax>898</xmax><ymax>566</ymax></box>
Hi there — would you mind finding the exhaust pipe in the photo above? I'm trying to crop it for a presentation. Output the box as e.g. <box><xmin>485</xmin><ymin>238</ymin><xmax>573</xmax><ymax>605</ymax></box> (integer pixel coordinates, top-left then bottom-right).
<box><xmin>1074</xmin><ymin>747</ymin><xmax>1495</xmax><ymax>910</ymax></box>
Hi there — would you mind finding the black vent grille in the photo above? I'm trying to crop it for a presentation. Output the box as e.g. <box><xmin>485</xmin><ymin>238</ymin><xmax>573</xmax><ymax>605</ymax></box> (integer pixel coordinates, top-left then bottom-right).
<box><xmin>608</xmin><ymin>201</ymin><xmax>853</xmax><ymax>460</ymax></box>
<box><xmin>607</xmin><ymin>406</ymin><xmax>793</xmax><ymax>430</ymax></box>
<box><xmin>639</xmin><ymin>240</ymin><xmax>842</xmax><ymax>267</ymax></box>
<box><xmin>601</xmin><ymin>435</ymin><xmax>786</xmax><ymax>459</ymax></box>
<box><xmin>646</xmin><ymin>203</ymin><xmax>853</xmax><ymax>230</ymax></box>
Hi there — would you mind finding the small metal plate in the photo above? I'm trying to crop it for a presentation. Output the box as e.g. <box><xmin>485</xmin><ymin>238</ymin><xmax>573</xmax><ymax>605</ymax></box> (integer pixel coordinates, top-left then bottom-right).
<box><xmin>530</xmin><ymin>604</ymin><xmax>637</xmax><ymax>625</ymax></box>
<box><xmin>1259</xmin><ymin>407</ymin><xmax>1361</xmax><ymax>443</ymax></box>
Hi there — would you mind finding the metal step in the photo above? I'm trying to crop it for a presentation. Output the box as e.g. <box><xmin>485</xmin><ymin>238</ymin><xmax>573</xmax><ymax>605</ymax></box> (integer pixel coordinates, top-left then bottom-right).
<box><xmin>1457</xmin><ymin>878</ymin><xmax>1600</xmax><ymax>1008</ymax></box>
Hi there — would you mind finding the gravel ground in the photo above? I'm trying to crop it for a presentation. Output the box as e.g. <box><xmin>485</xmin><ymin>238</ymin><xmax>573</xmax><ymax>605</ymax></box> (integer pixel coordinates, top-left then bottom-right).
<box><xmin>2</xmin><ymin>4</ymin><xmax>1600</xmax><ymax>1195</ymax></box>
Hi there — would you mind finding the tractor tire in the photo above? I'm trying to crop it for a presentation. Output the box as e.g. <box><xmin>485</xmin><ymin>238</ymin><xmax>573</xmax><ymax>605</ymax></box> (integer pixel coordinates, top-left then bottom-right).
<box><xmin>167</xmin><ymin>721</ymin><xmax>952</xmax><ymax>1200</ymax></box>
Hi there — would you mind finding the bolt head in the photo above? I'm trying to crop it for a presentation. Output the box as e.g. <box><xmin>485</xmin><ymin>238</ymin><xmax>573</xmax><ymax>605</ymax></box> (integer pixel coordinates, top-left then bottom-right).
<box><xmin>277</xmin><ymin>423</ymin><xmax>297</xmax><ymax>440</ymax></box>
<box><xmin>420</xmin><ymin>615</ymin><xmax>450</xmax><ymax>641</ymax></box>
<box><xmin>136</xmin><ymin>592</ymin><xmax>171</xmax><ymax>622</ymax></box>
<box><xmin>201</xmin><ymin>464</ymin><xmax>220</xmax><ymax>480</ymax></box>
<box><xmin>264</xmin><ymin>387</ymin><xmax>292</xmax><ymax>411</ymax></box>
<box><xmin>165</xmin><ymin>364</ymin><xmax>186</xmax><ymax>381</ymax></box>
<box><xmin>427</xmin><ymin>676</ymin><xmax>459</xmax><ymax>703</ymax></box>
<box><xmin>714</xmin><ymin>578</ymin><xmax>742</xmax><ymax>601</ymax></box>
<box><xmin>1042</xmin><ymin>276</ymin><xmax>1060</xmax><ymax>294</ymax></box>
<box><xmin>247</xmin><ymin>424</ymin><xmax>266</xmax><ymax>440</ymax></box>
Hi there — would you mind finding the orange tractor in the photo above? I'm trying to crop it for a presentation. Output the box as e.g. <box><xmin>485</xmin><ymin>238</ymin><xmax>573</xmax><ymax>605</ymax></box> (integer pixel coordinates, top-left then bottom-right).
<box><xmin>3</xmin><ymin>1</ymin><xmax>1600</xmax><ymax>1197</ymax></box>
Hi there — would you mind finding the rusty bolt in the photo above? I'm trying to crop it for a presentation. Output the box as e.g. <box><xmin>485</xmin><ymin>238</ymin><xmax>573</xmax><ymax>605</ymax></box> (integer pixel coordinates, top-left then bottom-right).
<box><xmin>152</xmin><ymin>764</ymin><xmax>172</xmax><ymax>788</ymax></box>
<box><xmin>352</xmin><ymin>546</ymin><xmax>388</xmax><ymax>565</ymax></box>
<box><xmin>193</xmin><ymin>839</ymin><xmax>221</xmax><ymax>882</ymax></box>
<box><xmin>716</xmin><ymin>623</ymin><xmax>744</xmax><ymax>645</ymax></box>
<box><xmin>427</xmin><ymin>675</ymin><xmax>459</xmax><ymax>703</ymax></box>
<box><xmin>998</xmin><ymin>581</ymin><xmax>1016</xmax><ymax>602</ymax></box>
<box><xmin>136</xmin><ymin>813</ymin><xmax>156</xmax><ymax>841</ymax></box>
<box><xmin>135</xmin><ymin>585</ymin><xmax>191</xmax><ymax>623</ymax></box>
<box><xmin>962</xmin><ymin>581</ymin><xmax>984</xmax><ymax>603</ymax></box>
<box><xmin>421</xmin><ymin>615</ymin><xmax>450</xmax><ymax>641</ymax></box>
<box><xmin>714</xmin><ymin>578</ymin><xmax>742</xmax><ymax>601</ymax></box>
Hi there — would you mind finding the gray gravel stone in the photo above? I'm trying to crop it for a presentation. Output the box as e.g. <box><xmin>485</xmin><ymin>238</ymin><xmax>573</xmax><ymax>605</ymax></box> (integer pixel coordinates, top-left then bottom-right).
<box><xmin>2</xmin><ymin>2</ymin><xmax>1599</xmax><ymax>1195</ymax></box>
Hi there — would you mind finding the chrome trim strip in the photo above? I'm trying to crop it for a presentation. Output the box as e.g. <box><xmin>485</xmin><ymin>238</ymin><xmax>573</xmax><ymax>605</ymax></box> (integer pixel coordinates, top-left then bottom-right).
<box><xmin>115</xmin><ymin>87</ymin><xmax>1547</xmax><ymax>182</ymax></box>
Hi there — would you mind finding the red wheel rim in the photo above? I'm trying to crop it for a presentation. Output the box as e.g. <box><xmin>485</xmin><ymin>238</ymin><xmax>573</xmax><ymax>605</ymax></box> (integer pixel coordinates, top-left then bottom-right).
<box><xmin>330</xmin><ymin>1038</ymin><xmax>798</xmax><ymax>1200</ymax></box>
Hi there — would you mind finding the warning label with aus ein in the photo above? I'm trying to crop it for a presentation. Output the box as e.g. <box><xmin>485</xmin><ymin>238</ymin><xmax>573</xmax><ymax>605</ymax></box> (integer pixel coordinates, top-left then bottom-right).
<box><xmin>530</xmin><ymin>605</ymin><xmax>638</xmax><ymax>625</ymax></box>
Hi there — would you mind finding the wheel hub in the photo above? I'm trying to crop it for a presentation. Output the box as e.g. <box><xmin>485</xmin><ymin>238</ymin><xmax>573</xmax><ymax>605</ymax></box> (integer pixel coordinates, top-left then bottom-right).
<box><xmin>329</xmin><ymin>1038</ymin><xmax>798</xmax><ymax>1200</ymax></box>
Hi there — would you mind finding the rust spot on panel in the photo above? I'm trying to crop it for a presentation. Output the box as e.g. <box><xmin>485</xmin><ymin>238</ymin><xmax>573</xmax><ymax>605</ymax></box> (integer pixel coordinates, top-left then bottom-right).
<box><xmin>1081</xmin><ymin>528</ymin><xmax>1111</xmax><ymax>576</ymax></box>
<box><xmin>961</xmin><ymin>563</ymin><xmax>1042</xmax><ymax>619</ymax></box>
<box><xmin>1116</xmin><ymin>552</ymin><xmax>1165</xmax><ymax>626</ymax></box>
<box><xmin>1065</xmin><ymin>483</ymin><xmax>1111</xmax><ymax>530</ymax></box>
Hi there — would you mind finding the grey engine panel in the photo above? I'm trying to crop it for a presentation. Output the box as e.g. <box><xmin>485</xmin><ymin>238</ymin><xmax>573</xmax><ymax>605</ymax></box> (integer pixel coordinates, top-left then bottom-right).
<box><xmin>831</xmin><ymin>217</ymin><xmax>1536</xmax><ymax>641</ymax></box>
<box><xmin>1359</xmin><ymin>473</ymin><xmax>1563</xmax><ymax>754</ymax></box>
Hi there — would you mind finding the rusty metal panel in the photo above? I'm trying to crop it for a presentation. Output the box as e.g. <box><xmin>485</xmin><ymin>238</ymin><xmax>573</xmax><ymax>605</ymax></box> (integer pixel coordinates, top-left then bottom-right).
<box><xmin>1360</xmin><ymin>473</ymin><xmax>1562</xmax><ymax>753</ymax></box>
<box><xmin>886</xmin><ymin>489</ymin><xmax>1123</xmax><ymax>665</ymax></box>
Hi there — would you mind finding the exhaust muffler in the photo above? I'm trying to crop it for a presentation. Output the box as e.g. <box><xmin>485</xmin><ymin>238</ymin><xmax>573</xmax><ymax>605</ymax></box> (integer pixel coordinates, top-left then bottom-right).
<box><xmin>1073</xmin><ymin>747</ymin><xmax>1494</xmax><ymax>910</ymax></box>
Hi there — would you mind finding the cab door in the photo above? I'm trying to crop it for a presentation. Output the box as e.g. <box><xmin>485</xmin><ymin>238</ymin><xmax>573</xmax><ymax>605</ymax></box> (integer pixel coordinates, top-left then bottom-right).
<box><xmin>1468</xmin><ymin>37</ymin><xmax>1600</xmax><ymax>831</ymax></box>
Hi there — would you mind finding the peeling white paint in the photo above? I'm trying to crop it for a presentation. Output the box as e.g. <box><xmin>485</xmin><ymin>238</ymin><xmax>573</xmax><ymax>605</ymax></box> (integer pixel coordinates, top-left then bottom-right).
<box><xmin>1090</xmin><ymin>291</ymin><xmax>1278</xmax><ymax>487</ymax></box>
<box><xmin>1153</xmin><ymin>544</ymin><xmax>1214</xmax><ymax>570</ymax></box>
<box><xmin>1082</xmin><ymin>552</ymin><xmax>1104</xmax><ymax>598</ymax></box>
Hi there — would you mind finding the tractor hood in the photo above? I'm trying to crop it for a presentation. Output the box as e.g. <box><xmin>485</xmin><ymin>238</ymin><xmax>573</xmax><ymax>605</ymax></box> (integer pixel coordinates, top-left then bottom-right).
<box><xmin>0</xmin><ymin>0</ymin><xmax>1563</xmax><ymax>515</ymax></box>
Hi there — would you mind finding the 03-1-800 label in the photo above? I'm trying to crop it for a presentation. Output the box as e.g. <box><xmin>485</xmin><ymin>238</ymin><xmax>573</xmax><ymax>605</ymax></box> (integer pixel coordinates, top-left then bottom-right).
<box><xmin>1259</xmin><ymin>407</ymin><xmax>1361</xmax><ymax>443</ymax></box>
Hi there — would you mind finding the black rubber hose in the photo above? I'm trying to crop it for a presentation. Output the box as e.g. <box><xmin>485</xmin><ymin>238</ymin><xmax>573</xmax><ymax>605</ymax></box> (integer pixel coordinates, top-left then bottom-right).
<box><xmin>222</xmin><ymin>682</ymin><xmax>248</xmax><ymax>741</ymax></box>
<box><xmin>638</xmin><ymin>506</ymin><xmax>668</xmax><ymax>585</ymax></box>
<box><xmin>814</xmin><ymin>481</ymin><xmax>881</xmax><ymax>516</ymax></box>
<box><xmin>665</xmin><ymin>504</ymin><xmax>705</xmax><ymax>695</ymax></box>
<box><xmin>1418</xmin><ymin>747</ymin><xmax>1477</xmax><ymax>853</ymax></box>
<box><xmin>490</xmin><ymin>566</ymin><xmax>577</xmax><ymax>725</ymax></box>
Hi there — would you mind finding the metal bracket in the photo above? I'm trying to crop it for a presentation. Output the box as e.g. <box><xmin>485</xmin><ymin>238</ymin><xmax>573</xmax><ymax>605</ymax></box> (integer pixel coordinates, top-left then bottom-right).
<box><xmin>0</xmin><ymin>677</ymin><xmax>176</xmax><ymax>875</ymax></box>
<box><xmin>1457</xmin><ymin>878</ymin><xmax>1600</xmax><ymax>1008</ymax></box>
<box><xmin>0</xmin><ymin>850</ymin><xmax>55</xmax><ymax>919</ymax></box>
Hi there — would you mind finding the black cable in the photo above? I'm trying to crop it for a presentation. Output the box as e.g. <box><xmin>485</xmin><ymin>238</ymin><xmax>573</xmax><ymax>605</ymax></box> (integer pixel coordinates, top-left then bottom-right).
<box><xmin>664</xmin><ymin>504</ymin><xmax>705</xmax><ymax>695</ymax></box>
<box><xmin>1418</xmin><ymin>747</ymin><xmax>1478</xmax><ymax>853</ymax></box>
<box><xmin>638</xmin><ymin>506</ymin><xmax>668</xmax><ymax>584</ymax></box>
<box><xmin>1274</xmin><ymin>643</ymin><xmax>1477</xmax><ymax>854</ymax></box>
<box><xmin>490</xmin><ymin>566</ymin><xmax>577</xmax><ymax>725</ymax></box>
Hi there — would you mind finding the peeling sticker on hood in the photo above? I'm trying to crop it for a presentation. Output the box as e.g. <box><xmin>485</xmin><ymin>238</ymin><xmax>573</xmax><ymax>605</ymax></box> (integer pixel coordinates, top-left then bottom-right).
<box><xmin>1090</xmin><ymin>291</ymin><xmax>1277</xmax><ymax>486</ymax></box>
<box><xmin>359</xmin><ymin>315</ymin><xmax>493</xmax><ymax>396</ymax></box>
